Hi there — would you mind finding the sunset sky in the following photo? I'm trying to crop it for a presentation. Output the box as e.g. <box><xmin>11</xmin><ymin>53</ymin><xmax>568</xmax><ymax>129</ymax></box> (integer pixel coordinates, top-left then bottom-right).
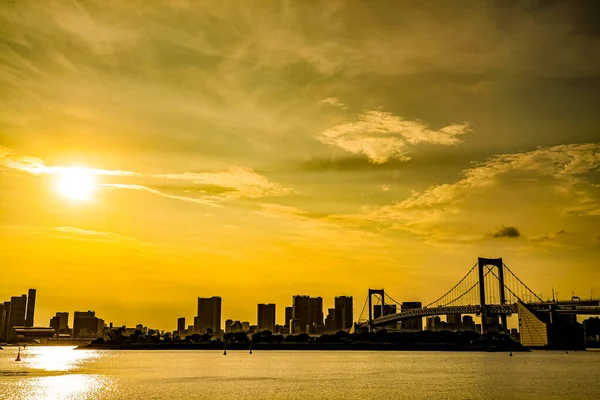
<box><xmin>1</xmin><ymin>1</ymin><xmax>599</xmax><ymax>330</ymax></box>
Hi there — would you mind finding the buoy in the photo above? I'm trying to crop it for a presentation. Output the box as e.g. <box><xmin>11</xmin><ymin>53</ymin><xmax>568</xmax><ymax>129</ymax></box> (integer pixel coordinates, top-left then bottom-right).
<box><xmin>509</xmin><ymin>351</ymin><xmax>513</xmax><ymax>357</ymax></box>
<box><xmin>223</xmin><ymin>347</ymin><xmax>227</xmax><ymax>356</ymax></box>
<box><xmin>249</xmin><ymin>349</ymin><xmax>252</xmax><ymax>354</ymax></box>
<box><xmin>15</xmin><ymin>347</ymin><xmax>21</xmax><ymax>362</ymax></box>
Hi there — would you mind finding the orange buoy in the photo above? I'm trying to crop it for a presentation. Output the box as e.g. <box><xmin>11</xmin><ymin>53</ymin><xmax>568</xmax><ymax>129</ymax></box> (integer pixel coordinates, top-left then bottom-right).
<box><xmin>15</xmin><ymin>347</ymin><xmax>21</xmax><ymax>362</ymax></box>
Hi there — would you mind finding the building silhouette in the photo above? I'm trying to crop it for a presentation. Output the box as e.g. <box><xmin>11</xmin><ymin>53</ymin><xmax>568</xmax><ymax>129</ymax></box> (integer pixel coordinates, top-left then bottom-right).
<box><xmin>325</xmin><ymin>308</ymin><xmax>336</xmax><ymax>333</ymax></box>
<box><xmin>284</xmin><ymin>306</ymin><xmax>293</xmax><ymax>329</ymax></box>
<box><xmin>447</xmin><ymin>314</ymin><xmax>462</xmax><ymax>331</ymax></box>
<box><xmin>257</xmin><ymin>303</ymin><xmax>276</xmax><ymax>332</ymax></box>
<box><xmin>177</xmin><ymin>317</ymin><xmax>185</xmax><ymax>335</ymax></box>
<box><xmin>195</xmin><ymin>296</ymin><xmax>222</xmax><ymax>334</ymax></box>
<box><xmin>73</xmin><ymin>311</ymin><xmax>102</xmax><ymax>338</ymax></box>
<box><xmin>462</xmin><ymin>315</ymin><xmax>476</xmax><ymax>331</ymax></box>
<box><xmin>25</xmin><ymin>288</ymin><xmax>36</xmax><ymax>327</ymax></box>
<box><xmin>334</xmin><ymin>296</ymin><xmax>353</xmax><ymax>331</ymax></box>
<box><xmin>50</xmin><ymin>312</ymin><xmax>69</xmax><ymax>334</ymax></box>
<box><xmin>292</xmin><ymin>296</ymin><xmax>310</xmax><ymax>333</ymax></box>
<box><xmin>400</xmin><ymin>302</ymin><xmax>423</xmax><ymax>331</ymax></box>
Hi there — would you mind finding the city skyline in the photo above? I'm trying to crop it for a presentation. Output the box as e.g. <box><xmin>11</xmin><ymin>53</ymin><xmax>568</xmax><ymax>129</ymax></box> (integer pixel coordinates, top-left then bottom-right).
<box><xmin>1</xmin><ymin>1</ymin><xmax>599</xmax><ymax>332</ymax></box>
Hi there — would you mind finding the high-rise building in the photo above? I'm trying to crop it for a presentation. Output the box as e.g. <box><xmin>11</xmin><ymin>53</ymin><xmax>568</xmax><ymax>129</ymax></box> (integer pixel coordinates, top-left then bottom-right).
<box><xmin>284</xmin><ymin>306</ymin><xmax>293</xmax><ymax>328</ymax></box>
<box><xmin>196</xmin><ymin>297</ymin><xmax>222</xmax><ymax>333</ymax></box>
<box><xmin>447</xmin><ymin>314</ymin><xmax>462</xmax><ymax>331</ymax></box>
<box><xmin>373</xmin><ymin>304</ymin><xmax>397</xmax><ymax>319</ymax></box>
<box><xmin>400</xmin><ymin>302</ymin><xmax>423</xmax><ymax>331</ymax></box>
<box><xmin>25</xmin><ymin>288</ymin><xmax>36</xmax><ymax>327</ymax></box>
<box><xmin>325</xmin><ymin>308</ymin><xmax>336</xmax><ymax>333</ymax></box>
<box><xmin>177</xmin><ymin>317</ymin><xmax>186</xmax><ymax>335</ymax></box>
<box><xmin>241</xmin><ymin>321</ymin><xmax>250</xmax><ymax>332</ymax></box>
<box><xmin>308</xmin><ymin>297</ymin><xmax>323</xmax><ymax>328</ymax></box>
<box><xmin>462</xmin><ymin>315</ymin><xmax>476</xmax><ymax>332</ymax></box>
<box><xmin>292</xmin><ymin>296</ymin><xmax>310</xmax><ymax>333</ymax></box>
<box><xmin>334</xmin><ymin>296</ymin><xmax>353</xmax><ymax>331</ymax></box>
<box><xmin>0</xmin><ymin>301</ymin><xmax>10</xmax><ymax>339</ymax></box>
<box><xmin>225</xmin><ymin>319</ymin><xmax>233</xmax><ymax>332</ymax></box>
<box><xmin>73</xmin><ymin>311</ymin><xmax>101</xmax><ymax>338</ymax></box>
<box><xmin>7</xmin><ymin>295</ymin><xmax>27</xmax><ymax>339</ymax></box>
<box><xmin>49</xmin><ymin>312</ymin><xmax>69</xmax><ymax>333</ymax></box>
<box><xmin>257</xmin><ymin>304</ymin><xmax>276</xmax><ymax>332</ymax></box>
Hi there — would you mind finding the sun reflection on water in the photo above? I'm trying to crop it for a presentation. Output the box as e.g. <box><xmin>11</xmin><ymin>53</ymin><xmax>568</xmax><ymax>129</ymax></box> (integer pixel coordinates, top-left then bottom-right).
<box><xmin>1</xmin><ymin>346</ymin><xmax>116</xmax><ymax>400</ymax></box>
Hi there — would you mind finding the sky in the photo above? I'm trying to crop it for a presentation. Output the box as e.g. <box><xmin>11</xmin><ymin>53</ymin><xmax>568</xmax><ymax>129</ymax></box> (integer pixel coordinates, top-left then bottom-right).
<box><xmin>1</xmin><ymin>0</ymin><xmax>599</xmax><ymax>331</ymax></box>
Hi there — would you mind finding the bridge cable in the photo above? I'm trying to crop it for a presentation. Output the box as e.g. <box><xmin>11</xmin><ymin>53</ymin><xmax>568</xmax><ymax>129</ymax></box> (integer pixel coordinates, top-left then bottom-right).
<box><xmin>502</xmin><ymin>263</ymin><xmax>543</xmax><ymax>302</ymax></box>
<box><xmin>425</xmin><ymin>263</ymin><xmax>478</xmax><ymax>308</ymax></box>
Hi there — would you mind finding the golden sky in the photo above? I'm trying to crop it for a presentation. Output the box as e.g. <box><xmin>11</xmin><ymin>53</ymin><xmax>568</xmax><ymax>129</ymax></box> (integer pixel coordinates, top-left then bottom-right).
<box><xmin>1</xmin><ymin>1</ymin><xmax>599</xmax><ymax>330</ymax></box>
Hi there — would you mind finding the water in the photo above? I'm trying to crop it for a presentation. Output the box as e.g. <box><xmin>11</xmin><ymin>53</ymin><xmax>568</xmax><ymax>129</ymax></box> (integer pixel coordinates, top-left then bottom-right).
<box><xmin>1</xmin><ymin>347</ymin><xmax>600</xmax><ymax>399</ymax></box>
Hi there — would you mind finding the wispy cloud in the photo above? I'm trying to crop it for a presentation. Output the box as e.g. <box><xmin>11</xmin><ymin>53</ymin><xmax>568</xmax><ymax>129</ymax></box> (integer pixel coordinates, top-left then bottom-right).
<box><xmin>317</xmin><ymin>110</ymin><xmax>470</xmax><ymax>164</ymax></box>
<box><xmin>1</xmin><ymin>146</ymin><xmax>293</xmax><ymax>206</ymax></box>
<box><xmin>319</xmin><ymin>97</ymin><xmax>347</xmax><ymax>110</ymax></box>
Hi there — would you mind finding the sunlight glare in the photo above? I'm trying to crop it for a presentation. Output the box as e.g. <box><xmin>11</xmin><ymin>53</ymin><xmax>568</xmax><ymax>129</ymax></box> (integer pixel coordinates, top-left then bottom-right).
<box><xmin>55</xmin><ymin>167</ymin><xmax>96</xmax><ymax>202</ymax></box>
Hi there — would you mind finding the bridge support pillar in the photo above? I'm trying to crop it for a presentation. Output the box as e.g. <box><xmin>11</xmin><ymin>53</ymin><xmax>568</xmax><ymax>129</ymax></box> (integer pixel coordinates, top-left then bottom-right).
<box><xmin>367</xmin><ymin>289</ymin><xmax>385</xmax><ymax>332</ymax></box>
<box><xmin>478</xmin><ymin>257</ymin><xmax>508</xmax><ymax>333</ymax></box>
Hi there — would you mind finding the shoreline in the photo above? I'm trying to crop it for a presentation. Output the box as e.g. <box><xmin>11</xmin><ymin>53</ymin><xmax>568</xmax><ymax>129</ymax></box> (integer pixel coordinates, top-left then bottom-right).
<box><xmin>77</xmin><ymin>342</ymin><xmax>528</xmax><ymax>352</ymax></box>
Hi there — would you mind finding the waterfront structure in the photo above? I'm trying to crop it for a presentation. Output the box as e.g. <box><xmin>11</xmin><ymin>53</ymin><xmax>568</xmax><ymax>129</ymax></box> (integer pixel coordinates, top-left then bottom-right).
<box><xmin>49</xmin><ymin>312</ymin><xmax>69</xmax><ymax>334</ymax></box>
<box><xmin>73</xmin><ymin>311</ymin><xmax>102</xmax><ymax>338</ymax></box>
<box><xmin>334</xmin><ymin>296</ymin><xmax>353</xmax><ymax>331</ymax></box>
<box><xmin>292</xmin><ymin>296</ymin><xmax>310</xmax><ymax>333</ymax></box>
<box><xmin>225</xmin><ymin>319</ymin><xmax>233</xmax><ymax>332</ymax></box>
<box><xmin>257</xmin><ymin>303</ymin><xmax>276</xmax><ymax>332</ymax></box>
<box><xmin>195</xmin><ymin>296</ymin><xmax>222</xmax><ymax>333</ymax></box>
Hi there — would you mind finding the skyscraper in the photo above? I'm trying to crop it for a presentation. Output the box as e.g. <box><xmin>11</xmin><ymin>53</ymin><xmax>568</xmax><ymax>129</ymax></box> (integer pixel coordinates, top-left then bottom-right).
<box><xmin>25</xmin><ymin>288</ymin><xmax>36</xmax><ymax>327</ymax></box>
<box><xmin>196</xmin><ymin>296</ymin><xmax>222</xmax><ymax>333</ymax></box>
<box><xmin>308</xmin><ymin>297</ymin><xmax>323</xmax><ymax>328</ymax></box>
<box><xmin>292</xmin><ymin>296</ymin><xmax>310</xmax><ymax>333</ymax></box>
<box><xmin>7</xmin><ymin>295</ymin><xmax>27</xmax><ymax>339</ymax></box>
<box><xmin>177</xmin><ymin>317</ymin><xmax>185</xmax><ymax>335</ymax></box>
<box><xmin>257</xmin><ymin>303</ymin><xmax>276</xmax><ymax>332</ymax></box>
<box><xmin>325</xmin><ymin>308</ymin><xmax>336</xmax><ymax>333</ymax></box>
<box><xmin>284</xmin><ymin>306</ymin><xmax>293</xmax><ymax>328</ymax></box>
<box><xmin>334</xmin><ymin>296</ymin><xmax>353</xmax><ymax>331</ymax></box>
<box><xmin>0</xmin><ymin>301</ymin><xmax>10</xmax><ymax>339</ymax></box>
<box><xmin>446</xmin><ymin>314</ymin><xmax>462</xmax><ymax>331</ymax></box>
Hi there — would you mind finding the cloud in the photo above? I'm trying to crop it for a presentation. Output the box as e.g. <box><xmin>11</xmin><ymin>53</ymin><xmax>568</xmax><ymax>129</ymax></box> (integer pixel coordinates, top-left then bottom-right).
<box><xmin>491</xmin><ymin>226</ymin><xmax>521</xmax><ymax>238</ymax></box>
<box><xmin>394</xmin><ymin>143</ymin><xmax>600</xmax><ymax>210</ymax></box>
<box><xmin>319</xmin><ymin>97</ymin><xmax>347</xmax><ymax>110</ymax></box>
<box><xmin>317</xmin><ymin>110</ymin><xmax>470</xmax><ymax>164</ymax></box>
<box><xmin>1</xmin><ymin>146</ymin><xmax>293</xmax><ymax>206</ymax></box>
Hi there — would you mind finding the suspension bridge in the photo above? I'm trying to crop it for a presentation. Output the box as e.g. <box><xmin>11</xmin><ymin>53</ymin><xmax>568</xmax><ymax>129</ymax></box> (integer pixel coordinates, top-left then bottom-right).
<box><xmin>357</xmin><ymin>257</ymin><xmax>600</xmax><ymax>334</ymax></box>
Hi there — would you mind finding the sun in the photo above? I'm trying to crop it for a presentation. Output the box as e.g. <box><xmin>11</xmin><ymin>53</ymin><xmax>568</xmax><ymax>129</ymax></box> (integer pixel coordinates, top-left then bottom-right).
<box><xmin>55</xmin><ymin>167</ymin><xmax>97</xmax><ymax>202</ymax></box>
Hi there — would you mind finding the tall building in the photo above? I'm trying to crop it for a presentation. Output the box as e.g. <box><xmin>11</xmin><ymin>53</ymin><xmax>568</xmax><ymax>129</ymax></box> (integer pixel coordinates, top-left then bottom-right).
<box><xmin>7</xmin><ymin>295</ymin><xmax>27</xmax><ymax>339</ymax></box>
<box><xmin>308</xmin><ymin>297</ymin><xmax>323</xmax><ymax>328</ymax></box>
<box><xmin>325</xmin><ymin>308</ymin><xmax>336</xmax><ymax>333</ymax></box>
<box><xmin>177</xmin><ymin>317</ymin><xmax>186</xmax><ymax>335</ymax></box>
<box><xmin>284</xmin><ymin>306</ymin><xmax>293</xmax><ymax>328</ymax></box>
<box><xmin>400</xmin><ymin>302</ymin><xmax>423</xmax><ymax>331</ymax></box>
<box><xmin>225</xmin><ymin>319</ymin><xmax>233</xmax><ymax>332</ymax></box>
<box><xmin>73</xmin><ymin>311</ymin><xmax>101</xmax><ymax>338</ymax></box>
<box><xmin>334</xmin><ymin>296</ymin><xmax>353</xmax><ymax>331</ymax></box>
<box><xmin>446</xmin><ymin>314</ymin><xmax>462</xmax><ymax>331</ymax></box>
<box><xmin>49</xmin><ymin>312</ymin><xmax>69</xmax><ymax>333</ymax></box>
<box><xmin>257</xmin><ymin>304</ymin><xmax>276</xmax><ymax>332</ymax></box>
<box><xmin>241</xmin><ymin>321</ymin><xmax>250</xmax><ymax>332</ymax></box>
<box><xmin>292</xmin><ymin>296</ymin><xmax>310</xmax><ymax>333</ymax></box>
<box><xmin>462</xmin><ymin>315</ymin><xmax>476</xmax><ymax>332</ymax></box>
<box><xmin>0</xmin><ymin>301</ymin><xmax>10</xmax><ymax>339</ymax></box>
<box><xmin>25</xmin><ymin>288</ymin><xmax>36</xmax><ymax>327</ymax></box>
<box><xmin>196</xmin><ymin>296</ymin><xmax>222</xmax><ymax>333</ymax></box>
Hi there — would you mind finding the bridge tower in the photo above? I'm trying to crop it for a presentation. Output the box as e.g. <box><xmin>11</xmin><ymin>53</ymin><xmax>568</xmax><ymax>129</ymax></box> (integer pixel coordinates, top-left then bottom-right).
<box><xmin>368</xmin><ymin>289</ymin><xmax>385</xmax><ymax>332</ymax></box>
<box><xmin>478</xmin><ymin>257</ymin><xmax>507</xmax><ymax>333</ymax></box>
